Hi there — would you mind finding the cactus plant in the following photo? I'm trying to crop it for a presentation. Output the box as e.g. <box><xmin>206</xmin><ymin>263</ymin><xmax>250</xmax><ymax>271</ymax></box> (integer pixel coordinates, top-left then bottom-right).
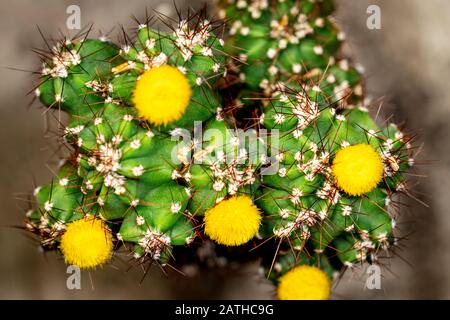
<box><xmin>218</xmin><ymin>0</ymin><xmax>414</xmax><ymax>299</ymax></box>
<box><xmin>28</xmin><ymin>11</ymin><xmax>232</xmax><ymax>267</ymax></box>
<box><xmin>24</xmin><ymin>1</ymin><xmax>416</xmax><ymax>300</ymax></box>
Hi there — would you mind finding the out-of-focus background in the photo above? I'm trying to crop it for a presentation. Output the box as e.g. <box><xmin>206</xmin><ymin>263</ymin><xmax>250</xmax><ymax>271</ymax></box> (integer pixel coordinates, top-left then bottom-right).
<box><xmin>0</xmin><ymin>0</ymin><xmax>448</xmax><ymax>299</ymax></box>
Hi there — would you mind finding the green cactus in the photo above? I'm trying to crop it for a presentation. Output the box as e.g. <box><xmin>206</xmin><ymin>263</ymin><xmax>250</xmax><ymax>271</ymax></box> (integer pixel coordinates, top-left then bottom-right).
<box><xmin>24</xmin><ymin>1</ymin><xmax>416</xmax><ymax>300</ymax></box>
<box><xmin>218</xmin><ymin>0</ymin><xmax>362</xmax><ymax>105</ymax></box>
<box><xmin>28</xmin><ymin>12</ymin><xmax>234</xmax><ymax>267</ymax></box>
<box><xmin>26</xmin><ymin>162</ymin><xmax>84</xmax><ymax>247</ymax></box>
<box><xmin>219</xmin><ymin>0</ymin><xmax>414</xmax><ymax>300</ymax></box>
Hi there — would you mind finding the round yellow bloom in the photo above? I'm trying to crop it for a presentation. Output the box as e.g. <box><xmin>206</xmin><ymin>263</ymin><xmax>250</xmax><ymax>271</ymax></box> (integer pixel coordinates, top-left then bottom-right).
<box><xmin>60</xmin><ymin>217</ymin><xmax>113</xmax><ymax>269</ymax></box>
<box><xmin>278</xmin><ymin>265</ymin><xmax>331</xmax><ymax>300</ymax></box>
<box><xmin>332</xmin><ymin>143</ymin><xmax>384</xmax><ymax>196</ymax></box>
<box><xmin>132</xmin><ymin>65</ymin><xmax>192</xmax><ymax>125</ymax></box>
<box><xmin>204</xmin><ymin>196</ymin><xmax>261</xmax><ymax>246</ymax></box>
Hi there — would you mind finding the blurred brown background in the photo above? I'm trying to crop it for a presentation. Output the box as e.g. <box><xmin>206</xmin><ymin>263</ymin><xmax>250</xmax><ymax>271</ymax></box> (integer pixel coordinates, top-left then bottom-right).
<box><xmin>0</xmin><ymin>0</ymin><xmax>448</xmax><ymax>299</ymax></box>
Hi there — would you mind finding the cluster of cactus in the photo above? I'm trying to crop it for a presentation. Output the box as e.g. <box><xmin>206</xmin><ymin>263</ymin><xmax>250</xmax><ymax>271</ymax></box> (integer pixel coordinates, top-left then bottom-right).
<box><xmin>24</xmin><ymin>1</ymin><xmax>415</xmax><ymax>299</ymax></box>
<box><xmin>218</xmin><ymin>0</ymin><xmax>414</xmax><ymax>298</ymax></box>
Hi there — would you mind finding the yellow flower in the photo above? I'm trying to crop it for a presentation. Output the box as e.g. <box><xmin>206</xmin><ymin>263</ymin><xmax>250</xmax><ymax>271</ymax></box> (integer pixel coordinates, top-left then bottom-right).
<box><xmin>277</xmin><ymin>265</ymin><xmax>331</xmax><ymax>300</ymax></box>
<box><xmin>332</xmin><ymin>143</ymin><xmax>384</xmax><ymax>196</ymax></box>
<box><xmin>132</xmin><ymin>65</ymin><xmax>192</xmax><ymax>125</ymax></box>
<box><xmin>60</xmin><ymin>217</ymin><xmax>113</xmax><ymax>269</ymax></box>
<box><xmin>204</xmin><ymin>196</ymin><xmax>261</xmax><ymax>246</ymax></box>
